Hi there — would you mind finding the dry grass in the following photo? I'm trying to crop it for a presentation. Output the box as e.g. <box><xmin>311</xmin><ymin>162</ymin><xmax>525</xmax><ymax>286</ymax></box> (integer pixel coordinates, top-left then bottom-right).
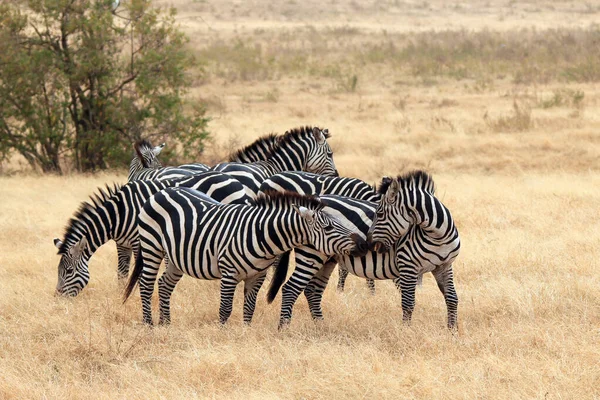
<box><xmin>2</xmin><ymin>0</ymin><xmax>600</xmax><ymax>398</ymax></box>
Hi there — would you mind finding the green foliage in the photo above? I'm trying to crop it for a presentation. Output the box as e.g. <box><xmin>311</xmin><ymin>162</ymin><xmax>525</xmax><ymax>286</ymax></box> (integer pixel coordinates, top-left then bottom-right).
<box><xmin>0</xmin><ymin>0</ymin><xmax>209</xmax><ymax>173</ymax></box>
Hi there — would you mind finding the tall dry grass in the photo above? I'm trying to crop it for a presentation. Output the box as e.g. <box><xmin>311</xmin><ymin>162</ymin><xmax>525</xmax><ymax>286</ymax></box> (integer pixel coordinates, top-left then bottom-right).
<box><xmin>1</xmin><ymin>171</ymin><xmax>599</xmax><ymax>399</ymax></box>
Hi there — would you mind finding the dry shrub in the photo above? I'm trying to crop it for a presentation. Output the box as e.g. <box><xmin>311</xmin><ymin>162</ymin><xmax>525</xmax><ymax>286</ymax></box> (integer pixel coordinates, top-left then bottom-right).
<box><xmin>484</xmin><ymin>100</ymin><xmax>533</xmax><ymax>133</ymax></box>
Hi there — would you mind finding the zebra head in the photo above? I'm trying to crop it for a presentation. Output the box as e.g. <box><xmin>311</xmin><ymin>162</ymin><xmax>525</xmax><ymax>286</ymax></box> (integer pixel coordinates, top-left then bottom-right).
<box><xmin>304</xmin><ymin>127</ymin><xmax>339</xmax><ymax>177</ymax></box>
<box><xmin>53</xmin><ymin>237</ymin><xmax>91</xmax><ymax>297</ymax></box>
<box><xmin>367</xmin><ymin>177</ymin><xmax>413</xmax><ymax>253</ymax></box>
<box><xmin>293</xmin><ymin>204</ymin><xmax>367</xmax><ymax>257</ymax></box>
<box><xmin>129</xmin><ymin>140</ymin><xmax>165</xmax><ymax>180</ymax></box>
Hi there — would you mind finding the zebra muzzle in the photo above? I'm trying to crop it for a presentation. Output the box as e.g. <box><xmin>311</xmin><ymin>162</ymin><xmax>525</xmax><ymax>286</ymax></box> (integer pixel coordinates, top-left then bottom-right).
<box><xmin>349</xmin><ymin>233</ymin><xmax>368</xmax><ymax>257</ymax></box>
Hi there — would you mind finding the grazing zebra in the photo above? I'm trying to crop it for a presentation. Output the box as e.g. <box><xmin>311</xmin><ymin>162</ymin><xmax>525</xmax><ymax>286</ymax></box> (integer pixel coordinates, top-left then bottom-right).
<box><xmin>53</xmin><ymin>172</ymin><xmax>251</xmax><ymax>297</ymax></box>
<box><xmin>259</xmin><ymin>171</ymin><xmax>380</xmax><ymax>293</ymax></box>
<box><xmin>128</xmin><ymin>140</ymin><xmax>209</xmax><ymax>182</ymax></box>
<box><xmin>211</xmin><ymin>126</ymin><xmax>338</xmax><ymax>198</ymax></box>
<box><xmin>367</xmin><ymin>171</ymin><xmax>461</xmax><ymax>329</ymax></box>
<box><xmin>123</xmin><ymin>189</ymin><xmax>367</xmax><ymax>326</ymax></box>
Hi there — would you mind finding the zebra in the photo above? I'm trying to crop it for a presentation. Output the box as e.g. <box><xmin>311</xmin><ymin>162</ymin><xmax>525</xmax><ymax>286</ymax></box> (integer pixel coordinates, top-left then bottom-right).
<box><xmin>259</xmin><ymin>171</ymin><xmax>381</xmax><ymax>293</ymax></box>
<box><xmin>228</xmin><ymin>133</ymin><xmax>281</xmax><ymax>163</ymax></box>
<box><xmin>265</xmin><ymin>188</ymin><xmax>458</xmax><ymax>329</ymax></box>
<box><xmin>211</xmin><ymin>126</ymin><xmax>338</xmax><ymax>199</ymax></box>
<box><xmin>367</xmin><ymin>171</ymin><xmax>461</xmax><ymax>329</ymax></box>
<box><xmin>53</xmin><ymin>172</ymin><xmax>251</xmax><ymax>297</ymax></box>
<box><xmin>123</xmin><ymin>189</ymin><xmax>367</xmax><ymax>326</ymax></box>
<box><xmin>128</xmin><ymin>140</ymin><xmax>210</xmax><ymax>182</ymax></box>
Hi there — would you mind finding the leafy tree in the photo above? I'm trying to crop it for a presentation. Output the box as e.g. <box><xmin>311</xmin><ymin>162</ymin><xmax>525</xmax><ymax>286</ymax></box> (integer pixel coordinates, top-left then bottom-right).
<box><xmin>0</xmin><ymin>0</ymin><xmax>209</xmax><ymax>173</ymax></box>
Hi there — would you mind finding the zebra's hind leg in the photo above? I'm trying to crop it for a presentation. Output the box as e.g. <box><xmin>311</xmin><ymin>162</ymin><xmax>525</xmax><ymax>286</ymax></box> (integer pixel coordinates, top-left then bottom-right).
<box><xmin>336</xmin><ymin>264</ymin><xmax>348</xmax><ymax>292</ymax></box>
<box><xmin>243</xmin><ymin>271</ymin><xmax>268</xmax><ymax>325</ymax></box>
<box><xmin>138</xmin><ymin>247</ymin><xmax>164</xmax><ymax>326</ymax></box>
<box><xmin>432</xmin><ymin>264</ymin><xmax>459</xmax><ymax>330</ymax></box>
<box><xmin>397</xmin><ymin>267</ymin><xmax>419</xmax><ymax>325</ymax></box>
<box><xmin>219</xmin><ymin>276</ymin><xmax>240</xmax><ymax>324</ymax></box>
<box><xmin>158</xmin><ymin>259</ymin><xmax>184</xmax><ymax>325</ymax></box>
<box><xmin>305</xmin><ymin>260</ymin><xmax>336</xmax><ymax>321</ymax></box>
<box><xmin>116</xmin><ymin>244</ymin><xmax>132</xmax><ymax>281</ymax></box>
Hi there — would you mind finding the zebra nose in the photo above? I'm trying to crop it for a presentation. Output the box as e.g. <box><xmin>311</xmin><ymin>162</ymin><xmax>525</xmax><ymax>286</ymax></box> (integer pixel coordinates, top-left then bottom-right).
<box><xmin>349</xmin><ymin>234</ymin><xmax>368</xmax><ymax>257</ymax></box>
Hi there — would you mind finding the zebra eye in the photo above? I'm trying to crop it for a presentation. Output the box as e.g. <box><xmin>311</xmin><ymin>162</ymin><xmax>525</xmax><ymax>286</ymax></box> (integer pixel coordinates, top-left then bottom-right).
<box><xmin>323</xmin><ymin>223</ymin><xmax>335</xmax><ymax>232</ymax></box>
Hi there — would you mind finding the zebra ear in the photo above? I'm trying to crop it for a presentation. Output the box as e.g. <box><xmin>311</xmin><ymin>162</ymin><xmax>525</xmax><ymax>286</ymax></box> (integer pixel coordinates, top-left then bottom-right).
<box><xmin>386</xmin><ymin>179</ymin><xmax>400</xmax><ymax>202</ymax></box>
<box><xmin>153</xmin><ymin>143</ymin><xmax>165</xmax><ymax>155</ymax></box>
<box><xmin>53</xmin><ymin>238</ymin><xmax>63</xmax><ymax>249</ymax></box>
<box><xmin>72</xmin><ymin>237</ymin><xmax>88</xmax><ymax>255</ymax></box>
<box><xmin>292</xmin><ymin>204</ymin><xmax>315</xmax><ymax>223</ymax></box>
<box><xmin>312</xmin><ymin>127</ymin><xmax>326</xmax><ymax>144</ymax></box>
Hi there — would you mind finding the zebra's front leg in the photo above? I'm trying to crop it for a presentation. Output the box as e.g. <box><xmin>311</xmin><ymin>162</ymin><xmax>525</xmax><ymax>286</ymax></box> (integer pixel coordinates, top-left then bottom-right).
<box><xmin>158</xmin><ymin>259</ymin><xmax>184</xmax><ymax>326</ymax></box>
<box><xmin>366</xmin><ymin>278</ymin><xmax>376</xmax><ymax>295</ymax></box>
<box><xmin>116</xmin><ymin>244</ymin><xmax>132</xmax><ymax>281</ymax></box>
<box><xmin>397</xmin><ymin>268</ymin><xmax>419</xmax><ymax>325</ymax></box>
<box><xmin>336</xmin><ymin>264</ymin><xmax>348</xmax><ymax>292</ymax></box>
<box><xmin>279</xmin><ymin>247</ymin><xmax>328</xmax><ymax>328</ymax></box>
<box><xmin>219</xmin><ymin>276</ymin><xmax>240</xmax><ymax>324</ymax></box>
<box><xmin>432</xmin><ymin>264</ymin><xmax>459</xmax><ymax>330</ymax></box>
<box><xmin>305</xmin><ymin>260</ymin><xmax>336</xmax><ymax>320</ymax></box>
<box><xmin>242</xmin><ymin>271</ymin><xmax>268</xmax><ymax>325</ymax></box>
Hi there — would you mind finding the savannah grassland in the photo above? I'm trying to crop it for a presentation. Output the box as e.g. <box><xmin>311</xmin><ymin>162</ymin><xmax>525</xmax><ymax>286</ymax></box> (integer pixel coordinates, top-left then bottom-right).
<box><xmin>1</xmin><ymin>0</ymin><xmax>600</xmax><ymax>398</ymax></box>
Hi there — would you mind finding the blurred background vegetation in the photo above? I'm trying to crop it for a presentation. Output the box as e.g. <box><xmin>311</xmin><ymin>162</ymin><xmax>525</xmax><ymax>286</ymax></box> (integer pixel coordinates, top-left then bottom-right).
<box><xmin>0</xmin><ymin>0</ymin><xmax>209</xmax><ymax>173</ymax></box>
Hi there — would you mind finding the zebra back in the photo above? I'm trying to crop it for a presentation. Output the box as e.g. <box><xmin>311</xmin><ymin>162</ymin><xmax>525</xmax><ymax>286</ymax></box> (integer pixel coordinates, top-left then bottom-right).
<box><xmin>259</xmin><ymin>171</ymin><xmax>380</xmax><ymax>202</ymax></box>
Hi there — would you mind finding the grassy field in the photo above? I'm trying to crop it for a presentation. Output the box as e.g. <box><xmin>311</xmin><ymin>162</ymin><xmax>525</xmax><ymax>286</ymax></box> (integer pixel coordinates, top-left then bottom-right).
<box><xmin>1</xmin><ymin>0</ymin><xmax>600</xmax><ymax>398</ymax></box>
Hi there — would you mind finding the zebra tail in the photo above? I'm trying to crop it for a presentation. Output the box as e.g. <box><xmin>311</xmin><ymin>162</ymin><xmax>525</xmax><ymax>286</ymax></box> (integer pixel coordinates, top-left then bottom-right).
<box><xmin>123</xmin><ymin>247</ymin><xmax>144</xmax><ymax>302</ymax></box>
<box><xmin>266</xmin><ymin>251</ymin><xmax>291</xmax><ymax>304</ymax></box>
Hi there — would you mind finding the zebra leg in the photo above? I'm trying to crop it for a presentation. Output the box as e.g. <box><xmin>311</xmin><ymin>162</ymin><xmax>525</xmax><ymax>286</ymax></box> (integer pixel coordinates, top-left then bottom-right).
<box><xmin>116</xmin><ymin>244</ymin><xmax>132</xmax><ymax>280</ymax></box>
<box><xmin>279</xmin><ymin>247</ymin><xmax>329</xmax><ymax>328</ymax></box>
<box><xmin>336</xmin><ymin>264</ymin><xmax>348</xmax><ymax>292</ymax></box>
<box><xmin>219</xmin><ymin>276</ymin><xmax>240</xmax><ymax>324</ymax></box>
<box><xmin>305</xmin><ymin>260</ymin><xmax>336</xmax><ymax>320</ymax></box>
<box><xmin>432</xmin><ymin>264</ymin><xmax>459</xmax><ymax>330</ymax></box>
<box><xmin>242</xmin><ymin>271</ymin><xmax>268</xmax><ymax>325</ymax></box>
<box><xmin>366</xmin><ymin>278</ymin><xmax>376</xmax><ymax>295</ymax></box>
<box><xmin>337</xmin><ymin>262</ymin><xmax>375</xmax><ymax>295</ymax></box>
<box><xmin>138</xmin><ymin>248</ymin><xmax>164</xmax><ymax>326</ymax></box>
<box><xmin>157</xmin><ymin>259</ymin><xmax>184</xmax><ymax>325</ymax></box>
<box><xmin>397</xmin><ymin>268</ymin><xmax>419</xmax><ymax>324</ymax></box>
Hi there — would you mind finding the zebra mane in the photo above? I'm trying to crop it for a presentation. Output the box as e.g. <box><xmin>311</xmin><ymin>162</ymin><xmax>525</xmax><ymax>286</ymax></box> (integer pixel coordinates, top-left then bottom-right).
<box><xmin>134</xmin><ymin>139</ymin><xmax>155</xmax><ymax>167</ymax></box>
<box><xmin>279</xmin><ymin>126</ymin><xmax>330</xmax><ymax>148</ymax></box>
<box><xmin>228</xmin><ymin>133</ymin><xmax>280</xmax><ymax>162</ymax></box>
<box><xmin>256</xmin><ymin>190</ymin><xmax>324</xmax><ymax>211</ymax></box>
<box><xmin>57</xmin><ymin>183</ymin><xmax>122</xmax><ymax>254</ymax></box>
<box><xmin>377</xmin><ymin>170</ymin><xmax>436</xmax><ymax>195</ymax></box>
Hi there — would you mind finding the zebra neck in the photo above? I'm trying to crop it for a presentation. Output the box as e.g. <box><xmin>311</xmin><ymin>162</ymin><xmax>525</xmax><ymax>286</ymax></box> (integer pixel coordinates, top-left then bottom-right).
<box><xmin>261</xmin><ymin>144</ymin><xmax>306</xmax><ymax>174</ymax></box>
<box><xmin>256</xmin><ymin>209</ymin><xmax>309</xmax><ymax>255</ymax></box>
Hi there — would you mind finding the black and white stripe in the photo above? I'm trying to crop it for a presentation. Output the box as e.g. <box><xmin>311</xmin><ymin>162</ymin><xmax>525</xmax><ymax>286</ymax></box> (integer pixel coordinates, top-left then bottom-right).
<box><xmin>228</xmin><ymin>133</ymin><xmax>281</xmax><ymax>163</ymax></box>
<box><xmin>211</xmin><ymin>126</ymin><xmax>338</xmax><ymax>198</ymax></box>
<box><xmin>53</xmin><ymin>172</ymin><xmax>251</xmax><ymax>297</ymax></box>
<box><xmin>266</xmin><ymin>188</ymin><xmax>459</xmax><ymax>329</ymax></box>
<box><xmin>128</xmin><ymin>140</ymin><xmax>209</xmax><ymax>182</ymax></box>
<box><xmin>260</xmin><ymin>171</ymin><xmax>380</xmax><ymax>292</ymax></box>
<box><xmin>123</xmin><ymin>190</ymin><xmax>366</xmax><ymax>326</ymax></box>
<box><xmin>367</xmin><ymin>171</ymin><xmax>461</xmax><ymax>329</ymax></box>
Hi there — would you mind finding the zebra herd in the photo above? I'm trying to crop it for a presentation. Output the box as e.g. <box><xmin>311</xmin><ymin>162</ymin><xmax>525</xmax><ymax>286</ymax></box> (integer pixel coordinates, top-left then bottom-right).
<box><xmin>53</xmin><ymin>126</ymin><xmax>461</xmax><ymax>329</ymax></box>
